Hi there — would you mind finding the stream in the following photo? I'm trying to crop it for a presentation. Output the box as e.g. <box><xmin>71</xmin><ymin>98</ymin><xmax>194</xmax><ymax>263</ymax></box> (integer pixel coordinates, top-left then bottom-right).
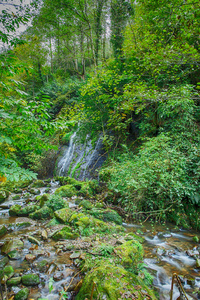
<box><xmin>0</xmin><ymin>180</ymin><xmax>199</xmax><ymax>299</ymax></box>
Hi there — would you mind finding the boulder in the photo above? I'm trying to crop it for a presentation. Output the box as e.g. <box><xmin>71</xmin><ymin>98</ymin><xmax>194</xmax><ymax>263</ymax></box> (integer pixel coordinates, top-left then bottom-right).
<box><xmin>0</xmin><ymin>189</ymin><xmax>9</xmax><ymax>203</ymax></box>
<box><xmin>32</xmin><ymin>180</ymin><xmax>45</xmax><ymax>188</ymax></box>
<box><xmin>1</xmin><ymin>239</ymin><xmax>24</xmax><ymax>254</ymax></box>
<box><xmin>21</xmin><ymin>274</ymin><xmax>40</xmax><ymax>286</ymax></box>
<box><xmin>52</xmin><ymin>226</ymin><xmax>79</xmax><ymax>241</ymax></box>
<box><xmin>0</xmin><ymin>225</ymin><xmax>7</xmax><ymax>238</ymax></box>
<box><xmin>89</xmin><ymin>208</ymin><xmax>122</xmax><ymax>225</ymax></box>
<box><xmin>7</xmin><ymin>276</ymin><xmax>21</xmax><ymax>286</ymax></box>
<box><xmin>54</xmin><ymin>207</ymin><xmax>73</xmax><ymax>224</ymax></box>
<box><xmin>14</xmin><ymin>288</ymin><xmax>29</xmax><ymax>300</ymax></box>
<box><xmin>29</xmin><ymin>206</ymin><xmax>52</xmax><ymax>220</ymax></box>
<box><xmin>9</xmin><ymin>204</ymin><xmax>21</xmax><ymax>216</ymax></box>
<box><xmin>79</xmin><ymin>200</ymin><xmax>93</xmax><ymax>210</ymax></box>
<box><xmin>76</xmin><ymin>263</ymin><xmax>157</xmax><ymax>300</ymax></box>
<box><xmin>17</xmin><ymin>205</ymin><xmax>40</xmax><ymax>217</ymax></box>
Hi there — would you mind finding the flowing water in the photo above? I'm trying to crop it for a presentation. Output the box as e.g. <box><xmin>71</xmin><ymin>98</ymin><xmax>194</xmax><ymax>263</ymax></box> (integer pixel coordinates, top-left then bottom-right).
<box><xmin>56</xmin><ymin>132</ymin><xmax>106</xmax><ymax>180</ymax></box>
<box><xmin>124</xmin><ymin>222</ymin><xmax>200</xmax><ymax>299</ymax></box>
<box><xmin>0</xmin><ymin>181</ymin><xmax>200</xmax><ymax>299</ymax></box>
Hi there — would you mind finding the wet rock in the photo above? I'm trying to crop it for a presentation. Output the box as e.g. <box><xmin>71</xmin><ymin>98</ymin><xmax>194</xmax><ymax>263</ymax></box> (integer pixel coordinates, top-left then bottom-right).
<box><xmin>7</xmin><ymin>276</ymin><xmax>21</xmax><ymax>286</ymax></box>
<box><xmin>3</xmin><ymin>265</ymin><xmax>14</xmax><ymax>279</ymax></box>
<box><xmin>0</xmin><ymin>189</ymin><xmax>9</xmax><ymax>203</ymax></box>
<box><xmin>12</xmin><ymin>195</ymin><xmax>21</xmax><ymax>200</ymax></box>
<box><xmin>1</xmin><ymin>239</ymin><xmax>24</xmax><ymax>254</ymax></box>
<box><xmin>52</xmin><ymin>226</ymin><xmax>79</xmax><ymax>241</ymax></box>
<box><xmin>14</xmin><ymin>287</ymin><xmax>29</xmax><ymax>300</ymax></box>
<box><xmin>41</xmin><ymin>230</ymin><xmax>48</xmax><ymax>240</ymax></box>
<box><xmin>8</xmin><ymin>250</ymin><xmax>21</xmax><ymax>260</ymax></box>
<box><xmin>25</xmin><ymin>254</ymin><xmax>36</xmax><ymax>262</ymax></box>
<box><xmin>18</xmin><ymin>204</ymin><xmax>40</xmax><ymax>217</ymax></box>
<box><xmin>9</xmin><ymin>204</ymin><xmax>21</xmax><ymax>216</ymax></box>
<box><xmin>29</xmin><ymin>188</ymin><xmax>40</xmax><ymax>195</ymax></box>
<box><xmin>70</xmin><ymin>251</ymin><xmax>81</xmax><ymax>259</ymax></box>
<box><xmin>156</xmin><ymin>247</ymin><xmax>166</xmax><ymax>256</ymax></box>
<box><xmin>89</xmin><ymin>208</ymin><xmax>122</xmax><ymax>225</ymax></box>
<box><xmin>0</xmin><ymin>225</ymin><xmax>7</xmax><ymax>238</ymax></box>
<box><xmin>47</xmin><ymin>217</ymin><xmax>61</xmax><ymax>227</ymax></box>
<box><xmin>53</xmin><ymin>272</ymin><xmax>64</xmax><ymax>281</ymax></box>
<box><xmin>36</xmin><ymin>260</ymin><xmax>49</xmax><ymax>272</ymax></box>
<box><xmin>30</xmin><ymin>206</ymin><xmax>52</xmax><ymax>220</ymax></box>
<box><xmin>196</xmin><ymin>258</ymin><xmax>200</xmax><ymax>268</ymax></box>
<box><xmin>79</xmin><ymin>200</ymin><xmax>93</xmax><ymax>210</ymax></box>
<box><xmin>21</xmin><ymin>274</ymin><xmax>40</xmax><ymax>286</ymax></box>
<box><xmin>0</xmin><ymin>256</ymin><xmax>9</xmax><ymax>268</ymax></box>
<box><xmin>27</xmin><ymin>235</ymin><xmax>40</xmax><ymax>246</ymax></box>
<box><xmin>54</xmin><ymin>207</ymin><xmax>73</xmax><ymax>223</ymax></box>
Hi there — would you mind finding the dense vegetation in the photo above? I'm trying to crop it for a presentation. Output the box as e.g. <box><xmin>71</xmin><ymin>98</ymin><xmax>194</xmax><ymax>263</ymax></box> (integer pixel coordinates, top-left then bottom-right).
<box><xmin>0</xmin><ymin>0</ymin><xmax>199</xmax><ymax>227</ymax></box>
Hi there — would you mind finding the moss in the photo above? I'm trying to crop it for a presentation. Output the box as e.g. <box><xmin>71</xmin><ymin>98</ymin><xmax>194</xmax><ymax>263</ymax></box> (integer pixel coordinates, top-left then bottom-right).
<box><xmin>0</xmin><ymin>189</ymin><xmax>9</xmax><ymax>203</ymax></box>
<box><xmin>54</xmin><ymin>207</ymin><xmax>73</xmax><ymax>223</ymax></box>
<box><xmin>52</xmin><ymin>226</ymin><xmax>79</xmax><ymax>241</ymax></box>
<box><xmin>35</xmin><ymin>194</ymin><xmax>50</xmax><ymax>207</ymax></box>
<box><xmin>55</xmin><ymin>184</ymin><xmax>77</xmax><ymax>197</ymax></box>
<box><xmin>76</xmin><ymin>263</ymin><xmax>157</xmax><ymax>300</ymax></box>
<box><xmin>29</xmin><ymin>206</ymin><xmax>53</xmax><ymax>220</ymax></box>
<box><xmin>12</xmin><ymin>195</ymin><xmax>21</xmax><ymax>200</ymax></box>
<box><xmin>46</xmin><ymin>194</ymin><xmax>67</xmax><ymax>211</ymax></box>
<box><xmin>89</xmin><ymin>208</ymin><xmax>122</xmax><ymax>225</ymax></box>
<box><xmin>18</xmin><ymin>205</ymin><xmax>40</xmax><ymax>217</ymax></box>
<box><xmin>21</xmin><ymin>274</ymin><xmax>40</xmax><ymax>286</ymax></box>
<box><xmin>32</xmin><ymin>180</ymin><xmax>45</xmax><ymax>188</ymax></box>
<box><xmin>115</xmin><ymin>240</ymin><xmax>143</xmax><ymax>271</ymax></box>
<box><xmin>0</xmin><ymin>225</ymin><xmax>7</xmax><ymax>238</ymax></box>
<box><xmin>47</xmin><ymin>218</ymin><xmax>62</xmax><ymax>227</ymax></box>
<box><xmin>79</xmin><ymin>200</ymin><xmax>93</xmax><ymax>210</ymax></box>
<box><xmin>14</xmin><ymin>288</ymin><xmax>29</xmax><ymax>300</ymax></box>
<box><xmin>3</xmin><ymin>265</ymin><xmax>14</xmax><ymax>279</ymax></box>
<box><xmin>1</xmin><ymin>239</ymin><xmax>24</xmax><ymax>254</ymax></box>
<box><xmin>36</xmin><ymin>260</ymin><xmax>49</xmax><ymax>272</ymax></box>
<box><xmin>9</xmin><ymin>204</ymin><xmax>21</xmax><ymax>216</ymax></box>
<box><xmin>7</xmin><ymin>277</ymin><xmax>21</xmax><ymax>286</ymax></box>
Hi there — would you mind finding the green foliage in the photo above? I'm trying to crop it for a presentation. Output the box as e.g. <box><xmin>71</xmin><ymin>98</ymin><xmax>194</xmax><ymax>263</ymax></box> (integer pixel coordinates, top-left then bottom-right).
<box><xmin>98</xmin><ymin>243</ymin><xmax>114</xmax><ymax>256</ymax></box>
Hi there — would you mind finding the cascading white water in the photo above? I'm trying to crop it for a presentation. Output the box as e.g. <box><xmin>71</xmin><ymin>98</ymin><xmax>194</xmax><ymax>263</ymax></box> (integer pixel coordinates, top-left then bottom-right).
<box><xmin>57</xmin><ymin>131</ymin><xmax>77</xmax><ymax>176</ymax></box>
<box><xmin>55</xmin><ymin>132</ymin><xmax>106</xmax><ymax>180</ymax></box>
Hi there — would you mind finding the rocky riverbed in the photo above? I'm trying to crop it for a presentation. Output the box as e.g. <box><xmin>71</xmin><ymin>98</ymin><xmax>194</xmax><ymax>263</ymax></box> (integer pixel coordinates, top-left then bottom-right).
<box><xmin>0</xmin><ymin>177</ymin><xmax>199</xmax><ymax>300</ymax></box>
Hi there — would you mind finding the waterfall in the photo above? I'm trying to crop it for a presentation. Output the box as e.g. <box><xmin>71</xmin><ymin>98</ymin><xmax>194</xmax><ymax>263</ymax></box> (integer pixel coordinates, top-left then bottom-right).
<box><xmin>55</xmin><ymin>132</ymin><xmax>106</xmax><ymax>180</ymax></box>
<box><xmin>57</xmin><ymin>131</ymin><xmax>77</xmax><ymax>176</ymax></box>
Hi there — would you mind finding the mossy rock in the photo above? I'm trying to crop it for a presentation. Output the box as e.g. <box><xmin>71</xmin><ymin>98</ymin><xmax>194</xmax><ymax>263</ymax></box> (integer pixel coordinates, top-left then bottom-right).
<box><xmin>89</xmin><ymin>208</ymin><xmax>122</xmax><ymax>225</ymax></box>
<box><xmin>12</xmin><ymin>195</ymin><xmax>21</xmax><ymax>200</ymax></box>
<box><xmin>7</xmin><ymin>276</ymin><xmax>21</xmax><ymax>286</ymax></box>
<box><xmin>0</xmin><ymin>225</ymin><xmax>7</xmax><ymax>238</ymax></box>
<box><xmin>0</xmin><ymin>257</ymin><xmax>9</xmax><ymax>269</ymax></box>
<box><xmin>18</xmin><ymin>205</ymin><xmax>40</xmax><ymax>217</ymax></box>
<box><xmin>8</xmin><ymin>250</ymin><xmax>21</xmax><ymax>260</ymax></box>
<box><xmin>14</xmin><ymin>288</ymin><xmax>29</xmax><ymax>300</ymax></box>
<box><xmin>1</xmin><ymin>239</ymin><xmax>24</xmax><ymax>254</ymax></box>
<box><xmin>3</xmin><ymin>265</ymin><xmax>14</xmax><ymax>279</ymax></box>
<box><xmin>115</xmin><ymin>240</ymin><xmax>143</xmax><ymax>270</ymax></box>
<box><xmin>35</xmin><ymin>194</ymin><xmax>50</xmax><ymax>207</ymax></box>
<box><xmin>55</xmin><ymin>184</ymin><xmax>77</xmax><ymax>197</ymax></box>
<box><xmin>79</xmin><ymin>200</ymin><xmax>93</xmax><ymax>210</ymax></box>
<box><xmin>29</xmin><ymin>206</ymin><xmax>53</xmax><ymax>220</ymax></box>
<box><xmin>0</xmin><ymin>189</ymin><xmax>9</xmax><ymax>203</ymax></box>
<box><xmin>21</xmin><ymin>273</ymin><xmax>40</xmax><ymax>286</ymax></box>
<box><xmin>76</xmin><ymin>263</ymin><xmax>157</xmax><ymax>300</ymax></box>
<box><xmin>47</xmin><ymin>218</ymin><xmax>62</xmax><ymax>227</ymax></box>
<box><xmin>36</xmin><ymin>259</ymin><xmax>49</xmax><ymax>272</ymax></box>
<box><xmin>9</xmin><ymin>204</ymin><xmax>22</xmax><ymax>216</ymax></box>
<box><xmin>55</xmin><ymin>176</ymin><xmax>78</xmax><ymax>186</ymax></box>
<box><xmin>32</xmin><ymin>180</ymin><xmax>45</xmax><ymax>188</ymax></box>
<box><xmin>29</xmin><ymin>188</ymin><xmax>40</xmax><ymax>195</ymax></box>
<box><xmin>54</xmin><ymin>207</ymin><xmax>74</xmax><ymax>224</ymax></box>
<box><xmin>52</xmin><ymin>226</ymin><xmax>79</xmax><ymax>241</ymax></box>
